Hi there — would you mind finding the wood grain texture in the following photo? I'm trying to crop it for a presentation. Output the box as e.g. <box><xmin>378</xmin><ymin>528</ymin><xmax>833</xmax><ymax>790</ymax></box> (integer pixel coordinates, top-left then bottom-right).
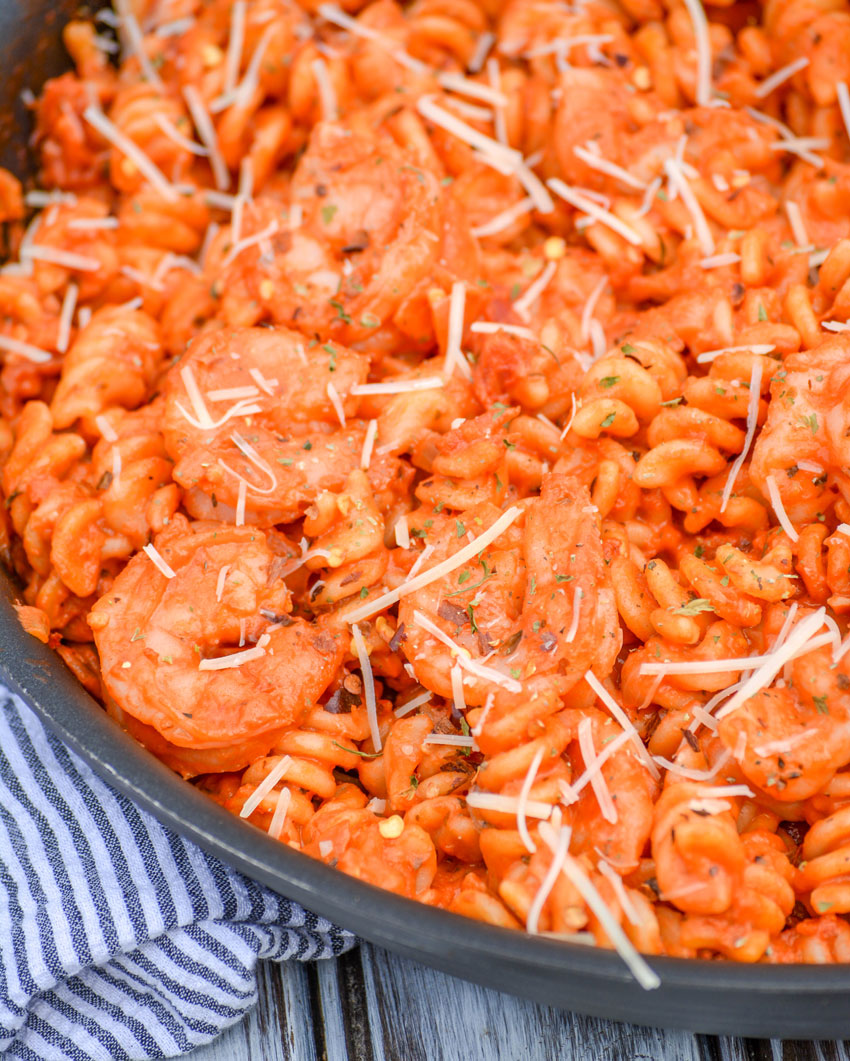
<box><xmin>184</xmin><ymin>948</ymin><xmax>850</xmax><ymax>1061</ymax></box>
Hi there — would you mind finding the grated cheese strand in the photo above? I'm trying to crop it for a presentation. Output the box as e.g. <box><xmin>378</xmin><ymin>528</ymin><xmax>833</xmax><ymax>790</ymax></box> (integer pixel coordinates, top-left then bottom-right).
<box><xmin>598</xmin><ymin>859</ymin><xmax>641</xmax><ymax>926</ymax></box>
<box><xmin>394</xmin><ymin>689</ymin><xmax>432</xmax><ymax>718</ymax></box>
<box><xmin>564</xmin><ymin>588</ymin><xmax>583</xmax><ymax>644</ymax></box>
<box><xmin>83</xmin><ymin>106</ymin><xmax>177</xmax><ymax>201</ymax></box>
<box><xmin>696</xmin><ymin>343</ymin><xmax>775</xmax><ymax>364</ymax></box>
<box><xmin>765</xmin><ymin>474</ymin><xmax>799</xmax><ymax>542</ymax></box>
<box><xmin>22</xmin><ymin>245</ymin><xmax>100</xmax><ymax>272</ymax></box>
<box><xmin>240</xmin><ymin>755</ymin><xmax>292</xmax><ymax>818</ymax></box>
<box><xmin>444</xmin><ymin>281</ymin><xmax>472</xmax><ymax>378</ymax></box>
<box><xmin>360</xmin><ymin>419</ymin><xmax>378</xmax><ymax>470</ymax></box>
<box><xmin>784</xmin><ymin>200</ymin><xmax>809</xmax><ymax>248</ymax></box>
<box><xmin>268</xmin><ymin>787</ymin><xmax>292</xmax><ymax>840</ymax></box>
<box><xmin>142</xmin><ymin>543</ymin><xmax>176</xmax><ymax>580</ymax></box>
<box><xmin>560</xmin><ymin>729</ymin><xmax>632</xmax><ymax>804</ymax></box>
<box><xmin>714</xmin><ymin>609</ymin><xmax>828</xmax><ymax>721</ymax></box>
<box><xmin>223</xmin><ymin>0</ymin><xmax>246</xmax><ymax>95</ymax></box>
<box><xmin>682</xmin><ymin>0</ymin><xmax>712</xmax><ymax>106</ymax></box>
<box><xmin>754</xmin><ymin>56</ymin><xmax>810</xmax><ymax>99</ymax></box>
<box><xmin>394</xmin><ymin>515</ymin><xmax>410</xmax><ymax>550</ymax></box>
<box><xmin>326</xmin><ymin>381</ymin><xmax>346</xmax><ymax>427</ymax></box>
<box><xmin>199</xmin><ymin>632</ymin><xmax>270</xmax><ymax>672</ymax></box>
<box><xmin>416</xmin><ymin>95</ymin><xmax>522</xmax><ymax>167</ymax></box>
<box><xmin>526</xmin><ymin>824</ymin><xmax>571</xmax><ymax>934</ymax></box>
<box><xmin>470</xmin><ymin>321</ymin><xmax>536</xmax><ymax>341</ymax></box>
<box><xmin>215</xmin><ymin>564</ymin><xmax>230</xmax><ymax>603</ymax></box>
<box><xmin>450</xmin><ymin>663</ymin><xmax>467</xmax><ymax>717</ymax></box>
<box><xmin>56</xmin><ymin>282</ymin><xmax>78</xmax><ymax>354</ymax></box>
<box><xmin>517</xmin><ymin>746</ymin><xmax>545</xmax><ymax>853</ymax></box>
<box><xmin>351</xmin><ymin>377</ymin><xmax>444</xmax><ymax>395</ymax></box>
<box><xmin>838</xmin><ymin>82</ymin><xmax>850</xmax><ymax>145</ymax></box>
<box><xmin>538</xmin><ymin>822</ymin><xmax>661</xmax><ymax>990</ymax></box>
<box><xmin>312</xmin><ymin>57</ymin><xmax>339</xmax><ymax>122</ymax></box>
<box><xmin>663</xmin><ymin>159</ymin><xmax>714</xmax><ymax>256</ymax></box>
<box><xmin>573</xmin><ymin>144</ymin><xmax>646</xmax><ymax>190</ymax></box>
<box><xmin>513</xmin><ymin>261</ymin><xmax>557</xmax><ymax>322</ymax></box>
<box><xmin>183</xmin><ymin>86</ymin><xmax>230</xmax><ymax>191</ymax></box>
<box><xmin>547</xmin><ymin>179</ymin><xmax>642</xmax><ymax>246</ymax></box>
<box><xmin>344</xmin><ymin>507</ymin><xmax>521</xmax><ymax>624</ymax></box>
<box><xmin>412</xmin><ymin>610</ymin><xmax>522</xmax><ymax>692</ymax></box>
<box><xmin>584</xmin><ymin>671</ymin><xmax>660</xmax><ymax>780</ymax></box>
<box><xmin>578</xmin><ymin>718</ymin><xmax>617</xmax><ymax>825</ymax></box>
<box><xmin>466</xmin><ymin>791</ymin><xmax>553</xmax><ymax>820</ymax></box>
<box><xmin>471</xmin><ymin>196</ymin><xmax>535</xmax><ymax>238</ymax></box>
<box><xmin>352</xmin><ymin>624</ymin><xmax>382</xmax><ymax>752</ymax></box>
<box><xmin>719</xmin><ymin>359</ymin><xmax>763</xmax><ymax>513</ymax></box>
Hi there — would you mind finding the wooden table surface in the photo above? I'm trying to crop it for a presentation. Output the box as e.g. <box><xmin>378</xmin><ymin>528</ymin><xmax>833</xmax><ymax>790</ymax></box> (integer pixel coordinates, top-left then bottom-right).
<box><xmin>185</xmin><ymin>943</ymin><xmax>850</xmax><ymax>1061</ymax></box>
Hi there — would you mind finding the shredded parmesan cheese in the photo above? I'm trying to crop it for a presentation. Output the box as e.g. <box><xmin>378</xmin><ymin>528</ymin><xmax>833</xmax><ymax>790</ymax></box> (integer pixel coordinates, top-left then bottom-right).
<box><xmin>345</xmin><ymin>508</ymin><xmax>521</xmax><ymax>624</ymax></box>
<box><xmin>240</xmin><ymin>755</ymin><xmax>292</xmax><ymax>818</ymax></box>
<box><xmin>547</xmin><ymin>178</ymin><xmax>642</xmax><ymax>246</ymax></box>
<box><xmin>577</xmin><ymin>719</ymin><xmax>617</xmax><ymax>824</ymax></box>
<box><xmin>470</xmin><ymin>321</ymin><xmax>536</xmax><ymax>341</ymax></box>
<box><xmin>56</xmin><ymin>282</ymin><xmax>78</xmax><ymax>354</ymax></box>
<box><xmin>765</xmin><ymin>474</ymin><xmax>799</xmax><ymax>542</ymax></box>
<box><xmin>517</xmin><ymin>746</ymin><xmax>545</xmax><ymax>853</ymax></box>
<box><xmin>526</xmin><ymin>824</ymin><xmax>571</xmax><ymax>934</ymax></box>
<box><xmin>838</xmin><ymin>82</ymin><xmax>850</xmax><ymax>145</ymax></box>
<box><xmin>0</xmin><ymin>335</ymin><xmax>53</xmax><ymax>363</ymax></box>
<box><xmin>83</xmin><ymin>106</ymin><xmax>177</xmax><ymax>201</ymax></box>
<box><xmin>183</xmin><ymin>85</ymin><xmax>230</xmax><ymax>190</ymax></box>
<box><xmin>268</xmin><ymin>788</ymin><xmax>292</xmax><ymax>839</ymax></box>
<box><xmin>581</xmin><ymin>276</ymin><xmax>607</xmax><ymax>344</ymax></box>
<box><xmin>444</xmin><ymin>281</ymin><xmax>472</xmax><ymax>378</ymax></box>
<box><xmin>416</xmin><ymin>95</ymin><xmax>521</xmax><ymax>168</ymax></box>
<box><xmin>538</xmin><ymin>822</ymin><xmax>661</xmax><ymax>990</ymax></box>
<box><xmin>513</xmin><ymin>261</ymin><xmax>557</xmax><ymax>322</ymax></box>
<box><xmin>714</xmin><ymin>608</ymin><xmax>828</xmax><ymax>721</ymax></box>
<box><xmin>450</xmin><ymin>663</ymin><xmax>467</xmax><ymax>717</ymax></box>
<box><xmin>663</xmin><ymin>159</ymin><xmax>714</xmax><ymax>255</ymax></box>
<box><xmin>360</xmin><ymin>419</ymin><xmax>377</xmax><ymax>469</ymax></box>
<box><xmin>720</xmin><ymin>359</ymin><xmax>763</xmax><ymax>513</ymax></box>
<box><xmin>700</xmin><ymin>253</ymin><xmax>741</xmax><ymax>269</ymax></box>
<box><xmin>573</xmin><ymin>144</ymin><xmax>646</xmax><ymax>190</ymax></box>
<box><xmin>222</xmin><ymin>0</ymin><xmax>246</xmax><ymax>96</ymax></box>
<box><xmin>394</xmin><ymin>690</ymin><xmax>431</xmax><ymax>718</ymax></box>
<box><xmin>565</xmin><ymin>588</ymin><xmax>583</xmax><ymax>644</ymax></box>
<box><xmin>471</xmin><ymin>196</ymin><xmax>535</xmax><ymax>238</ymax></box>
<box><xmin>326</xmin><ymin>381</ymin><xmax>347</xmax><ymax>427</ymax></box>
<box><xmin>696</xmin><ymin>343</ymin><xmax>775</xmax><ymax>364</ymax></box>
<box><xmin>198</xmin><ymin>637</ymin><xmax>270</xmax><ymax>671</ymax></box>
<box><xmin>235</xmin><ymin>479</ymin><xmax>247</xmax><ymax>526</ymax></box>
<box><xmin>311</xmin><ymin>57</ymin><xmax>339</xmax><ymax>122</ymax></box>
<box><xmin>682</xmin><ymin>0</ymin><xmax>712</xmax><ymax>106</ymax></box>
<box><xmin>394</xmin><ymin>515</ymin><xmax>411</xmax><ymax>550</ymax></box>
<box><xmin>784</xmin><ymin>200</ymin><xmax>809</xmax><ymax>248</ymax></box>
<box><xmin>584</xmin><ymin>671</ymin><xmax>660</xmax><ymax>780</ymax></box>
<box><xmin>22</xmin><ymin>245</ymin><xmax>100</xmax><ymax>272</ymax></box>
<box><xmin>352</xmin><ymin>623</ymin><xmax>382</xmax><ymax>752</ymax></box>
<box><xmin>412</xmin><ymin>610</ymin><xmax>522</xmax><ymax>692</ymax></box>
<box><xmin>466</xmin><ymin>791</ymin><xmax>553</xmax><ymax>820</ymax></box>
<box><xmin>215</xmin><ymin>564</ymin><xmax>230</xmax><ymax>603</ymax></box>
<box><xmin>350</xmin><ymin>377</ymin><xmax>444</xmax><ymax>395</ymax></box>
<box><xmin>754</xmin><ymin>56</ymin><xmax>810</xmax><ymax>99</ymax></box>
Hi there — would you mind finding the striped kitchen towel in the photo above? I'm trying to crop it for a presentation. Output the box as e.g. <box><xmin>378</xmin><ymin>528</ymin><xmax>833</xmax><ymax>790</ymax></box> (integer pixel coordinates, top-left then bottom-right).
<box><xmin>0</xmin><ymin>686</ymin><xmax>355</xmax><ymax>1061</ymax></box>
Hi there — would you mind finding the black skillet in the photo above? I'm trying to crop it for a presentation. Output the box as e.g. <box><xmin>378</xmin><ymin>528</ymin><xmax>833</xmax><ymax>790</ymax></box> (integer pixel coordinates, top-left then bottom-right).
<box><xmin>2</xmin><ymin>1</ymin><xmax>849</xmax><ymax>1037</ymax></box>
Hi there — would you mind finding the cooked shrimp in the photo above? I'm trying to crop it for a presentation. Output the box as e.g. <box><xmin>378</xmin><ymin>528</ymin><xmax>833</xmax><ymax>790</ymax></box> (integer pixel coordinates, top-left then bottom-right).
<box><xmin>162</xmin><ymin>325</ymin><xmax>369</xmax><ymax>523</ymax></box>
<box><xmin>750</xmin><ymin>335</ymin><xmax>850</xmax><ymax>524</ymax></box>
<box><xmin>88</xmin><ymin>516</ymin><xmax>345</xmax><ymax>772</ymax></box>
<box><xmin>398</xmin><ymin>474</ymin><xmax>620</xmax><ymax>708</ymax></box>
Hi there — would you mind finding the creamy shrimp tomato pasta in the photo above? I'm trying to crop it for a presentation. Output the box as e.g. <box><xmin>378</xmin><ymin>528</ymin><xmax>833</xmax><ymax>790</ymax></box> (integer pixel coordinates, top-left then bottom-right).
<box><xmin>5</xmin><ymin>0</ymin><xmax>850</xmax><ymax>983</ymax></box>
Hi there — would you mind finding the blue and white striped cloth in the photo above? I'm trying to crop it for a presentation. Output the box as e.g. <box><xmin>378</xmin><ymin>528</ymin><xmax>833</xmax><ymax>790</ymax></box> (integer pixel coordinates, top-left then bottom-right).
<box><xmin>0</xmin><ymin>686</ymin><xmax>355</xmax><ymax>1061</ymax></box>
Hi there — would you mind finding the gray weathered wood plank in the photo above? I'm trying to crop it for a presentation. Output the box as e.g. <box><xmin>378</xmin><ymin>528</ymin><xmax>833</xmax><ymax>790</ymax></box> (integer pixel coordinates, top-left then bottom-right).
<box><xmin>184</xmin><ymin>958</ymin><xmax>317</xmax><ymax>1061</ymax></box>
<box><xmin>356</xmin><ymin>942</ymin><xmax>704</xmax><ymax>1061</ymax></box>
<box><xmin>183</xmin><ymin>948</ymin><xmax>850</xmax><ymax>1061</ymax></box>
